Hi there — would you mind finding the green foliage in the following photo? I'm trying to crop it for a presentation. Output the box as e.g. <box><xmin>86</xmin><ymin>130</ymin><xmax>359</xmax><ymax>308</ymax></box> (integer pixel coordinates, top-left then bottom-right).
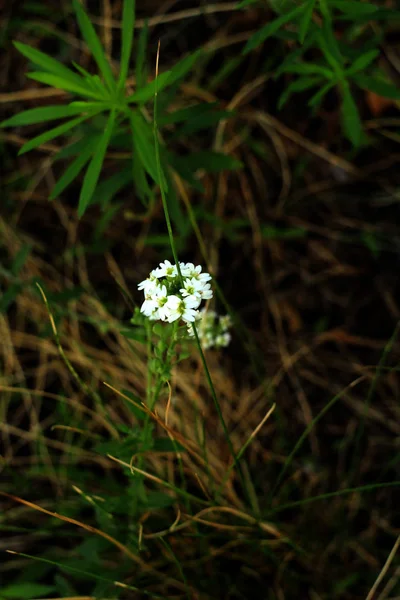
<box><xmin>242</xmin><ymin>0</ymin><xmax>400</xmax><ymax>146</ymax></box>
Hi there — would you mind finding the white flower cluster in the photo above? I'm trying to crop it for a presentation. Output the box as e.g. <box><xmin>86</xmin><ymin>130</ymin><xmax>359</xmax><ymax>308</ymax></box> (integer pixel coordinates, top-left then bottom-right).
<box><xmin>188</xmin><ymin>309</ymin><xmax>232</xmax><ymax>350</ymax></box>
<box><xmin>138</xmin><ymin>260</ymin><xmax>213</xmax><ymax>323</ymax></box>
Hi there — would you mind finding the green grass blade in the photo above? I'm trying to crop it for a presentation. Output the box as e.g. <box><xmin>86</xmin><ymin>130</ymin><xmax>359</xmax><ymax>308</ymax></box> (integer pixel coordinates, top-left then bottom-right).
<box><xmin>243</xmin><ymin>4</ymin><xmax>305</xmax><ymax>54</ymax></box>
<box><xmin>340</xmin><ymin>82</ymin><xmax>362</xmax><ymax>146</ymax></box>
<box><xmin>269</xmin><ymin>376</ymin><xmax>366</xmax><ymax>501</ymax></box>
<box><xmin>126</xmin><ymin>70</ymin><xmax>172</xmax><ymax>104</ymax></box>
<box><xmin>135</xmin><ymin>18</ymin><xmax>149</xmax><ymax>90</ymax></box>
<box><xmin>130</xmin><ymin>110</ymin><xmax>161</xmax><ymax>185</ymax></box>
<box><xmin>13</xmin><ymin>41</ymin><xmax>87</xmax><ymax>87</ymax></box>
<box><xmin>18</xmin><ymin>114</ymin><xmax>90</xmax><ymax>155</ymax></box>
<box><xmin>72</xmin><ymin>0</ymin><xmax>115</xmax><ymax>92</ymax></box>
<box><xmin>27</xmin><ymin>71</ymin><xmax>104</xmax><ymax>99</ymax></box>
<box><xmin>50</xmin><ymin>138</ymin><xmax>96</xmax><ymax>199</ymax></box>
<box><xmin>78</xmin><ymin>110</ymin><xmax>116</xmax><ymax>217</ymax></box>
<box><xmin>345</xmin><ymin>49</ymin><xmax>379</xmax><ymax>77</ymax></box>
<box><xmin>299</xmin><ymin>0</ymin><xmax>316</xmax><ymax>43</ymax></box>
<box><xmin>118</xmin><ymin>0</ymin><xmax>136</xmax><ymax>90</ymax></box>
<box><xmin>0</xmin><ymin>103</ymin><xmax>101</xmax><ymax>127</ymax></box>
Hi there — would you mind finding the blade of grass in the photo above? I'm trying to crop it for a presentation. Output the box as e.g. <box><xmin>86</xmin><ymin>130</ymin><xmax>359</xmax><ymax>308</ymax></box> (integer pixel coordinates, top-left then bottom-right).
<box><xmin>27</xmin><ymin>71</ymin><xmax>105</xmax><ymax>100</ymax></box>
<box><xmin>72</xmin><ymin>0</ymin><xmax>115</xmax><ymax>92</ymax></box>
<box><xmin>0</xmin><ymin>103</ymin><xmax>101</xmax><ymax>127</ymax></box>
<box><xmin>18</xmin><ymin>114</ymin><xmax>90</xmax><ymax>155</ymax></box>
<box><xmin>78</xmin><ymin>109</ymin><xmax>116</xmax><ymax>217</ymax></box>
<box><xmin>118</xmin><ymin>0</ymin><xmax>136</xmax><ymax>91</ymax></box>
<box><xmin>269</xmin><ymin>376</ymin><xmax>366</xmax><ymax>502</ymax></box>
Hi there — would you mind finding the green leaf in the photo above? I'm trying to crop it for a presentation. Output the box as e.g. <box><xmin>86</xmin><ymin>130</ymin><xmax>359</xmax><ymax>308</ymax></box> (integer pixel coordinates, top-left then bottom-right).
<box><xmin>132</xmin><ymin>148</ymin><xmax>152</xmax><ymax>204</ymax></box>
<box><xmin>243</xmin><ymin>4</ymin><xmax>305</xmax><ymax>54</ymax></box>
<box><xmin>78</xmin><ymin>110</ymin><xmax>116</xmax><ymax>217</ymax></box>
<box><xmin>50</xmin><ymin>137</ymin><xmax>96</xmax><ymax>199</ymax></box>
<box><xmin>278</xmin><ymin>76</ymin><xmax>322</xmax><ymax>109</ymax></box>
<box><xmin>1</xmin><ymin>583</ymin><xmax>56</xmax><ymax>599</ymax></box>
<box><xmin>345</xmin><ymin>49</ymin><xmax>379</xmax><ymax>76</ymax></box>
<box><xmin>126</xmin><ymin>70</ymin><xmax>172</xmax><ymax>104</ymax></box>
<box><xmin>18</xmin><ymin>114</ymin><xmax>89</xmax><ymax>155</ymax></box>
<box><xmin>13</xmin><ymin>41</ymin><xmax>86</xmax><ymax>88</ymax></box>
<box><xmin>317</xmin><ymin>28</ymin><xmax>343</xmax><ymax>74</ymax></box>
<box><xmin>278</xmin><ymin>62</ymin><xmax>333</xmax><ymax>78</ymax></box>
<box><xmin>172</xmin><ymin>151</ymin><xmax>242</xmax><ymax>174</ymax></box>
<box><xmin>353</xmin><ymin>73</ymin><xmax>400</xmax><ymax>99</ymax></box>
<box><xmin>72</xmin><ymin>0</ymin><xmax>115</xmax><ymax>92</ymax></box>
<box><xmin>171</xmin><ymin>109</ymin><xmax>234</xmax><ymax>139</ymax></box>
<box><xmin>120</xmin><ymin>389</ymin><xmax>145</xmax><ymax>421</ymax></box>
<box><xmin>0</xmin><ymin>104</ymin><xmax>101</xmax><ymax>128</ymax></box>
<box><xmin>166</xmin><ymin>49</ymin><xmax>202</xmax><ymax>87</ymax></box>
<box><xmin>158</xmin><ymin>102</ymin><xmax>219</xmax><ymax>126</ymax></box>
<box><xmin>146</xmin><ymin>491</ymin><xmax>175</xmax><ymax>509</ymax></box>
<box><xmin>308</xmin><ymin>80</ymin><xmax>335</xmax><ymax>107</ymax></box>
<box><xmin>27</xmin><ymin>71</ymin><xmax>103</xmax><ymax>99</ymax></box>
<box><xmin>299</xmin><ymin>0</ymin><xmax>316</xmax><ymax>43</ymax></box>
<box><xmin>153</xmin><ymin>438</ymin><xmax>186</xmax><ymax>452</ymax></box>
<box><xmin>118</xmin><ymin>0</ymin><xmax>136</xmax><ymax>90</ymax></box>
<box><xmin>341</xmin><ymin>83</ymin><xmax>362</xmax><ymax>146</ymax></box>
<box><xmin>331</xmin><ymin>0</ymin><xmax>378</xmax><ymax>14</ymax></box>
<box><xmin>0</xmin><ymin>283</ymin><xmax>23</xmax><ymax>313</ymax></box>
<box><xmin>95</xmin><ymin>166</ymin><xmax>132</xmax><ymax>206</ymax></box>
<box><xmin>135</xmin><ymin>18</ymin><xmax>148</xmax><ymax>90</ymax></box>
<box><xmin>130</xmin><ymin>111</ymin><xmax>162</xmax><ymax>186</ymax></box>
<box><xmin>11</xmin><ymin>244</ymin><xmax>31</xmax><ymax>276</ymax></box>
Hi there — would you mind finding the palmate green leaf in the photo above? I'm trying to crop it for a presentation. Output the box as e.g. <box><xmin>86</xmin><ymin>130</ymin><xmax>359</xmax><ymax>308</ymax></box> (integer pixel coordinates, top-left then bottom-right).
<box><xmin>1</xmin><ymin>582</ymin><xmax>56</xmax><ymax>599</ymax></box>
<box><xmin>243</xmin><ymin>4</ymin><xmax>305</xmax><ymax>54</ymax></box>
<box><xmin>18</xmin><ymin>114</ymin><xmax>90</xmax><ymax>155</ymax></box>
<box><xmin>118</xmin><ymin>0</ymin><xmax>136</xmax><ymax>90</ymax></box>
<box><xmin>341</xmin><ymin>83</ymin><xmax>362</xmax><ymax>146</ymax></box>
<box><xmin>14</xmin><ymin>41</ymin><xmax>86</xmax><ymax>88</ymax></box>
<box><xmin>0</xmin><ymin>103</ymin><xmax>102</xmax><ymax>128</ymax></box>
<box><xmin>27</xmin><ymin>71</ymin><xmax>103</xmax><ymax>99</ymax></box>
<box><xmin>345</xmin><ymin>49</ymin><xmax>379</xmax><ymax>76</ymax></box>
<box><xmin>353</xmin><ymin>73</ymin><xmax>400</xmax><ymax>99</ymax></box>
<box><xmin>72</xmin><ymin>0</ymin><xmax>115</xmax><ymax>92</ymax></box>
<box><xmin>130</xmin><ymin>111</ymin><xmax>163</xmax><ymax>186</ymax></box>
<box><xmin>298</xmin><ymin>0</ymin><xmax>316</xmax><ymax>43</ymax></box>
<box><xmin>50</xmin><ymin>136</ymin><xmax>97</xmax><ymax>199</ymax></box>
<box><xmin>78</xmin><ymin>110</ymin><xmax>116</xmax><ymax>217</ymax></box>
<box><xmin>278</xmin><ymin>76</ymin><xmax>322</xmax><ymax>109</ymax></box>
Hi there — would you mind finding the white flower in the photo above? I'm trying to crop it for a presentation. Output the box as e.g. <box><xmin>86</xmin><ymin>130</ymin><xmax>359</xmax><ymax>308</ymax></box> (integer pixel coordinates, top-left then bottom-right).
<box><xmin>215</xmin><ymin>332</ymin><xmax>231</xmax><ymax>347</ymax></box>
<box><xmin>199</xmin><ymin>283</ymin><xmax>213</xmax><ymax>300</ymax></box>
<box><xmin>140</xmin><ymin>297</ymin><xmax>159</xmax><ymax>320</ymax></box>
<box><xmin>153</xmin><ymin>260</ymin><xmax>177</xmax><ymax>278</ymax></box>
<box><xmin>180</xmin><ymin>277</ymin><xmax>203</xmax><ymax>301</ymax></box>
<box><xmin>138</xmin><ymin>274</ymin><xmax>159</xmax><ymax>296</ymax></box>
<box><xmin>165</xmin><ymin>295</ymin><xmax>199</xmax><ymax>323</ymax></box>
<box><xmin>153</xmin><ymin>285</ymin><xmax>170</xmax><ymax>321</ymax></box>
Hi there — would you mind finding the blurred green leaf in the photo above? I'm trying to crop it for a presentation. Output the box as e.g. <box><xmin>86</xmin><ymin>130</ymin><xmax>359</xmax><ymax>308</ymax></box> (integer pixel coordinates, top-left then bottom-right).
<box><xmin>172</xmin><ymin>151</ymin><xmax>242</xmax><ymax>174</ymax></box>
<box><xmin>153</xmin><ymin>438</ymin><xmax>186</xmax><ymax>452</ymax></box>
<box><xmin>27</xmin><ymin>71</ymin><xmax>103</xmax><ymax>99</ymax></box>
<box><xmin>135</xmin><ymin>18</ymin><xmax>149</xmax><ymax>90</ymax></box>
<box><xmin>126</xmin><ymin>70</ymin><xmax>172</xmax><ymax>104</ymax></box>
<box><xmin>299</xmin><ymin>0</ymin><xmax>316</xmax><ymax>43</ymax></box>
<box><xmin>0</xmin><ymin>104</ymin><xmax>101</xmax><ymax>128</ymax></box>
<box><xmin>278</xmin><ymin>76</ymin><xmax>322</xmax><ymax>108</ymax></box>
<box><xmin>78</xmin><ymin>110</ymin><xmax>116</xmax><ymax>217</ymax></box>
<box><xmin>18</xmin><ymin>114</ymin><xmax>90</xmax><ymax>155</ymax></box>
<box><xmin>345</xmin><ymin>49</ymin><xmax>379</xmax><ymax>76</ymax></box>
<box><xmin>243</xmin><ymin>4</ymin><xmax>304</xmax><ymax>54</ymax></box>
<box><xmin>50</xmin><ymin>137</ymin><xmax>96</xmax><ymax>199</ymax></box>
<box><xmin>130</xmin><ymin>111</ymin><xmax>163</xmax><ymax>186</ymax></box>
<box><xmin>14</xmin><ymin>41</ymin><xmax>86</xmax><ymax>88</ymax></box>
<box><xmin>1</xmin><ymin>583</ymin><xmax>56</xmax><ymax>599</ymax></box>
<box><xmin>353</xmin><ymin>74</ymin><xmax>400</xmax><ymax>99</ymax></box>
<box><xmin>341</xmin><ymin>83</ymin><xmax>362</xmax><ymax>146</ymax></box>
<box><xmin>331</xmin><ymin>0</ymin><xmax>378</xmax><ymax>14</ymax></box>
<box><xmin>11</xmin><ymin>244</ymin><xmax>31</xmax><ymax>276</ymax></box>
<box><xmin>72</xmin><ymin>0</ymin><xmax>115</xmax><ymax>91</ymax></box>
<box><xmin>118</xmin><ymin>0</ymin><xmax>136</xmax><ymax>90</ymax></box>
<box><xmin>95</xmin><ymin>166</ymin><xmax>132</xmax><ymax>206</ymax></box>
